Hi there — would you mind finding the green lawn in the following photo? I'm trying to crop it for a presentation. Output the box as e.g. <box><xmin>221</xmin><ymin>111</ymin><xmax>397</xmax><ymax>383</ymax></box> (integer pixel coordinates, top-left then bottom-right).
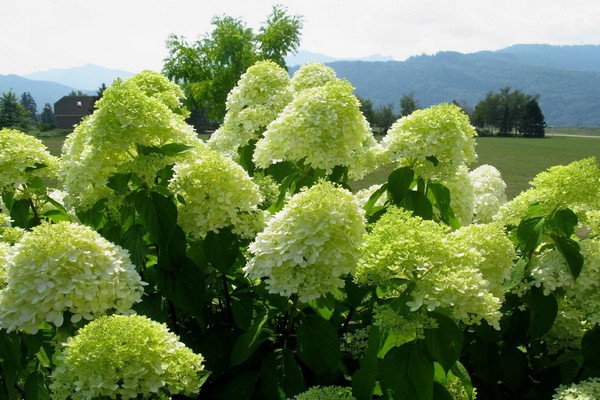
<box><xmin>40</xmin><ymin>134</ymin><xmax>599</xmax><ymax>200</ymax></box>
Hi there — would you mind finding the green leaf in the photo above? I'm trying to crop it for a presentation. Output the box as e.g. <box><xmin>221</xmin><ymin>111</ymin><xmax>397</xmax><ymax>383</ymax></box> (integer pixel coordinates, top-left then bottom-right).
<box><xmin>9</xmin><ymin>198</ymin><xmax>30</xmax><ymax>228</ymax></box>
<box><xmin>424</xmin><ymin>312</ymin><xmax>464</xmax><ymax>373</ymax></box>
<box><xmin>380</xmin><ymin>342</ymin><xmax>434</xmax><ymax>400</ymax></box>
<box><xmin>159</xmin><ymin>142</ymin><xmax>193</xmax><ymax>156</ymax></box>
<box><xmin>266</xmin><ymin>161</ymin><xmax>298</xmax><ymax>183</ymax></box>
<box><xmin>260</xmin><ymin>349</ymin><xmax>306</xmax><ymax>400</ymax></box>
<box><xmin>432</xmin><ymin>382</ymin><xmax>453</xmax><ymax>400</ymax></box>
<box><xmin>222</xmin><ymin>371</ymin><xmax>260</xmax><ymax>400</ymax></box>
<box><xmin>403</xmin><ymin>191</ymin><xmax>433</xmax><ymax>220</ymax></box>
<box><xmin>352</xmin><ymin>325</ymin><xmax>386</xmax><ymax>400</ymax></box>
<box><xmin>204</xmin><ymin>229</ymin><xmax>240</xmax><ymax>274</ymax></box>
<box><xmin>121</xmin><ymin>224</ymin><xmax>147</xmax><ymax>268</ymax></box>
<box><xmin>582</xmin><ymin>325</ymin><xmax>600</xmax><ymax>369</ymax></box>
<box><xmin>450</xmin><ymin>362</ymin><xmax>475</xmax><ymax>400</ymax></box>
<box><xmin>42</xmin><ymin>209</ymin><xmax>71</xmax><ymax>223</ymax></box>
<box><xmin>503</xmin><ymin>257</ymin><xmax>527</xmax><ymax>290</ymax></box>
<box><xmin>387</xmin><ymin>167</ymin><xmax>414</xmax><ymax>204</ymax></box>
<box><xmin>134</xmin><ymin>190</ymin><xmax>177</xmax><ymax>246</ymax></box>
<box><xmin>549</xmin><ymin>208</ymin><xmax>578</xmax><ymax>237</ymax></box>
<box><xmin>552</xmin><ymin>235</ymin><xmax>584</xmax><ymax>279</ymax></box>
<box><xmin>107</xmin><ymin>172</ymin><xmax>131</xmax><ymax>193</ymax></box>
<box><xmin>527</xmin><ymin>286</ymin><xmax>558</xmax><ymax>338</ymax></box>
<box><xmin>364</xmin><ymin>183</ymin><xmax>388</xmax><ymax>215</ymax></box>
<box><xmin>0</xmin><ymin>331</ymin><xmax>22</xmax><ymax>396</ymax></box>
<box><xmin>308</xmin><ymin>293</ymin><xmax>336</xmax><ymax>320</ymax></box>
<box><xmin>24</xmin><ymin>162</ymin><xmax>47</xmax><ymax>172</ymax></box>
<box><xmin>24</xmin><ymin>371</ymin><xmax>49</xmax><ymax>400</ymax></box>
<box><xmin>516</xmin><ymin>216</ymin><xmax>545</xmax><ymax>253</ymax></box>
<box><xmin>230</xmin><ymin>309</ymin><xmax>271</xmax><ymax>366</ymax></box>
<box><xmin>499</xmin><ymin>346</ymin><xmax>529</xmax><ymax>390</ymax></box>
<box><xmin>297</xmin><ymin>315</ymin><xmax>341</xmax><ymax>377</ymax></box>
<box><xmin>238</xmin><ymin>140</ymin><xmax>257</xmax><ymax>175</ymax></box>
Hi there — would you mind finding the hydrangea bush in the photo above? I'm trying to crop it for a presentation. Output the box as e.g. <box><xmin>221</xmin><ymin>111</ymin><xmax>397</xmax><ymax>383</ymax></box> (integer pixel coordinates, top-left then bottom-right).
<box><xmin>0</xmin><ymin>64</ymin><xmax>598</xmax><ymax>400</ymax></box>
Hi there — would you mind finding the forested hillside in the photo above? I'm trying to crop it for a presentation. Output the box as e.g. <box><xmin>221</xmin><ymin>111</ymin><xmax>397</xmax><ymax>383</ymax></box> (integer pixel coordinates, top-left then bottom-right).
<box><xmin>299</xmin><ymin>45</ymin><xmax>600</xmax><ymax>126</ymax></box>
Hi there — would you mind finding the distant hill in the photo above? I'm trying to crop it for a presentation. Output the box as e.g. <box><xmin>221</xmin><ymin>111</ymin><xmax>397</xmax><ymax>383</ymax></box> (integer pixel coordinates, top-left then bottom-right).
<box><xmin>0</xmin><ymin>74</ymin><xmax>85</xmax><ymax>112</ymax></box>
<box><xmin>298</xmin><ymin>44</ymin><xmax>600</xmax><ymax>127</ymax></box>
<box><xmin>285</xmin><ymin>50</ymin><xmax>394</xmax><ymax>66</ymax></box>
<box><xmin>24</xmin><ymin>64</ymin><xmax>134</xmax><ymax>92</ymax></box>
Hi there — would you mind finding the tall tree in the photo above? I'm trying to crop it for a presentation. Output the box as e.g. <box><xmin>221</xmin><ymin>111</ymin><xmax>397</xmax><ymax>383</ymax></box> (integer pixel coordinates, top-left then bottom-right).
<box><xmin>163</xmin><ymin>5</ymin><xmax>302</xmax><ymax>128</ymax></box>
<box><xmin>399</xmin><ymin>92</ymin><xmax>420</xmax><ymax>117</ymax></box>
<box><xmin>358</xmin><ymin>97</ymin><xmax>376</xmax><ymax>130</ymax></box>
<box><xmin>373</xmin><ymin>104</ymin><xmax>396</xmax><ymax>134</ymax></box>
<box><xmin>20</xmin><ymin>92</ymin><xmax>37</xmax><ymax>124</ymax></box>
<box><xmin>520</xmin><ymin>98</ymin><xmax>545</xmax><ymax>137</ymax></box>
<box><xmin>40</xmin><ymin>103</ymin><xmax>55</xmax><ymax>125</ymax></box>
<box><xmin>0</xmin><ymin>91</ymin><xmax>30</xmax><ymax>130</ymax></box>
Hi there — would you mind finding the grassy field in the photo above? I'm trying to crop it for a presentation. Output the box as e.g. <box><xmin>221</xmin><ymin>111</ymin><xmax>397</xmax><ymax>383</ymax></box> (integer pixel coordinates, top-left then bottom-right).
<box><xmin>40</xmin><ymin>134</ymin><xmax>599</xmax><ymax>200</ymax></box>
<box><xmin>547</xmin><ymin>127</ymin><xmax>600</xmax><ymax>137</ymax></box>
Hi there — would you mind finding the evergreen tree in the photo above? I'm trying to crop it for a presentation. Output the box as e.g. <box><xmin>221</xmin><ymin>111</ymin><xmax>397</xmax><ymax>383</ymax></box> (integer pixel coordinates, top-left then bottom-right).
<box><xmin>40</xmin><ymin>103</ymin><xmax>55</xmax><ymax>125</ymax></box>
<box><xmin>400</xmin><ymin>92</ymin><xmax>420</xmax><ymax>117</ymax></box>
<box><xmin>520</xmin><ymin>98</ymin><xmax>545</xmax><ymax>137</ymax></box>
<box><xmin>0</xmin><ymin>91</ymin><xmax>30</xmax><ymax>130</ymax></box>
<box><xmin>20</xmin><ymin>92</ymin><xmax>38</xmax><ymax>124</ymax></box>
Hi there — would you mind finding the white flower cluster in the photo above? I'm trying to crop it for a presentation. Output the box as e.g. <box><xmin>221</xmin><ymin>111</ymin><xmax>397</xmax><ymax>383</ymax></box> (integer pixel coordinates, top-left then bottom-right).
<box><xmin>169</xmin><ymin>147</ymin><xmax>264</xmax><ymax>238</ymax></box>
<box><xmin>0</xmin><ymin>222</ymin><xmax>145</xmax><ymax>333</ymax></box>
<box><xmin>381</xmin><ymin>103</ymin><xmax>478</xmax><ymax>181</ymax></box>
<box><xmin>50</xmin><ymin>314</ymin><xmax>206</xmax><ymax>400</ymax></box>
<box><xmin>468</xmin><ymin>164</ymin><xmax>507</xmax><ymax>223</ymax></box>
<box><xmin>253</xmin><ymin>79</ymin><xmax>378</xmax><ymax>179</ymax></box>
<box><xmin>244</xmin><ymin>181</ymin><xmax>365</xmax><ymax>302</ymax></box>
<box><xmin>443</xmin><ymin>164</ymin><xmax>475</xmax><ymax>226</ymax></box>
<box><xmin>208</xmin><ymin>60</ymin><xmax>293</xmax><ymax>157</ymax></box>
<box><xmin>553</xmin><ymin>378</ymin><xmax>600</xmax><ymax>400</ymax></box>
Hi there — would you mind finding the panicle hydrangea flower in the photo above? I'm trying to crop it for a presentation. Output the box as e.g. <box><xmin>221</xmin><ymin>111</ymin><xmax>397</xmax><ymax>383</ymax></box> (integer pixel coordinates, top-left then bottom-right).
<box><xmin>0</xmin><ymin>128</ymin><xmax>58</xmax><ymax>194</ymax></box>
<box><xmin>59</xmin><ymin>71</ymin><xmax>204</xmax><ymax>211</ymax></box>
<box><xmin>495</xmin><ymin>157</ymin><xmax>600</xmax><ymax>226</ymax></box>
<box><xmin>50</xmin><ymin>314</ymin><xmax>206</xmax><ymax>400</ymax></box>
<box><xmin>0</xmin><ymin>226</ymin><xmax>25</xmax><ymax>245</ymax></box>
<box><xmin>586</xmin><ymin>210</ymin><xmax>600</xmax><ymax>237</ymax></box>
<box><xmin>208</xmin><ymin>60</ymin><xmax>293</xmax><ymax>157</ymax></box>
<box><xmin>468</xmin><ymin>164</ymin><xmax>507</xmax><ymax>223</ymax></box>
<box><xmin>168</xmin><ymin>147</ymin><xmax>264</xmax><ymax>239</ymax></box>
<box><xmin>544</xmin><ymin>298</ymin><xmax>591</xmax><ymax>354</ymax></box>
<box><xmin>356</xmin><ymin>207</ymin><xmax>503</xmax><ymax>328</ymax></box>
<box><xmin>373</xmin><ymin>304</ymin><xmax>437</xmax><ymax>347</ymax></box>
<box><xmin>0</xmin><ymin>222</ymin><xmax>145</xmax><ymax>333</ymax></box>
<box><xmin>290</xmin><ymin>62</ymin><xmax>338</xmax><ymax>92</ymax></box>
<box><xmin>0</xmin><ymin>212</ymin><xmax>10</xmax><ymax>227</ymax></box>
<box><xmin>552</xmin><ymin>378</ymin><xmax>600</xmax><ymax>400</ymax></box>
<box><xmin>291</xmin><ymin>385</ymin><xmax>355</xmax><ymax>400</ymax></box>
<box><xmin>450</xmin><ymin>223</ymin><xmax>515</xmax><ymax>299</ymax></box>
<box><xmin>381</xmin><ymin>103</ymin><xmax>477</xmax><ymax>181</ymax></box>
<box><xmin>253</xmin><ymin>79</ymin><xmax>378</xmax><ymax>179</ymax></box>
<box><xmin>0</xmin><ymin>242</ymin><xmax>8</xmax><ymax>289</ymax></box>
<box><xmin>341</xmin><ymin>326</ymin><xmax>370</xmax><ymax>360</ymax></box>
<box><xmin>244</xmin><ymin>181</ymin><xmax>365</xmax><ymax>302</ymax></box>
<box><xmin>442</xmin><ymin>164</ymin><xmax>475</xmax><ymax>226</ymax></box>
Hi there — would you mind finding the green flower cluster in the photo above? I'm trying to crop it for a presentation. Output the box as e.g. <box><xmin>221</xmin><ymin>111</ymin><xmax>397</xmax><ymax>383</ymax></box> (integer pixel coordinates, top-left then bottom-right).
<box><xmin>208</xmin><ymin>60</ymin><xmax>293</xmax><ymax>158</ymax></box>
<box><xmin>291</xmin><ymin>385</ymin><xmax>355</xmax><ymax>400</ymax></box>
<box><xmin>290</xmin><ymin>62</ymin><xmax>338</xmax><ymax>92</ymax></box>
<box><xmin>169</xmin><ymin>147</ymin><xmax>264</xmax><ymax>238</ymax></box>
<box><xmin>0</xmin><ymin>222</ymin><xmax>145</xmax><ymax>333</ymax></box>
<box><xmin>59</xmin><ymin>70</ymin><xmax>203</xmax><ymax>211</ymax></box>
<box><xmin>496</xmin><ymin>157</ymin><xmax>600</xmax><ymax>226</ymax></box>
<box><xmin>468</xmin><ymin>164</ymin><xmax>507</xmax><ymax>223</ymax></box>
<box><xmin>253</xmin><ymin>79</ymin><xmax>378</xmax><ymax>179</ymax></box>
<box><xmin>381</xmin><ymin>103</ymin><xmax>477</xmax><ymax>180</ymax></box>
<box><xmin>0</xmin><ymin>128</ymin><xmax>58</xmax><ymax>195</ymax></box>
<box><xmin>0</xmin><ymin>242</ymin><xmax>8</xmax><ymax>289</ymax></box>
<box><xmin>244</xmin><ymin>181</ymin><xmax>365</xmax><ymax>302</ymax></box>
<box><xmin>356</xmin><ymin>207</ymin><xmax>504</xmax><ymax>328</ymax></box>
<box><xmin>552</xmin><ymin>378</ymin><xmax>600</xmax><ymax>400</ymax></box>
<box><xmin>443</xmin><ymin>164</ymin><xmax>475</xmax><ymax>226</ymax></box>
<box><xmin>50</xmin><ymin>314</ymin><xmax>206</xmax><ymax>400</ymax></box>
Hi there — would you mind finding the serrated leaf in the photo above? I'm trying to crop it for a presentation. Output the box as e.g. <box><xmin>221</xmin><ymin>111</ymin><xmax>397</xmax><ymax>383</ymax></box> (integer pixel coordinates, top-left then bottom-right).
<box><xmin>204</xmin><ymin>229</ymin><xmax>240</xmax><ymax>274</ymax></box>
<box><xmin>308</xmin><ymin>293</ymin><xmax>336</xmax><ymax>320</ymax></box>
<box><xmin>297</xmin><ymin>315</ymin><xmax>341</xmax><ymax>377</ymax></box>
<box><xmin>230</xmin><ymin>309</ymin><xmax>270</xmax><ymax>366</ymax></box>
<box><xmin>424</xmin><ymin>312</ymin><xmax>464</xmax><ymax>372</ymax></box>
<box><xmin>121</xmin><ymin>224</ymin><xmax>147</xmax><ymax>268</ymax></box>
<box><xmin>134</xmin><ymin>190</ymin><xmax>177</xmax><ymax>246</ymax></box>
<box><xmin>527</xmin><ymin>287</ymin><xmax>558</xmax><ymax>338</ymax></box>
<box><xmin>107</xmin><ymin>172</ymin><xmax>131</xmax><ymax>193</ymax></box>
<box><xmin>549</xmin><ymin>208</ymin><xmax>578</xmax><ymax>237</ymax></box>
<box><xmin>552</xmin><ymin>235</ymin><xmax>584</xmax><ymax>279</ymax></box>
<box><xmin>387</xmin><ymin>167</ymin><xmax>414</xmax><ymax>204</ymax></box>
<box><xmin>517</xmin><ymin>216</ymin><xmax>546</xmax><ymax>252</ymax></box>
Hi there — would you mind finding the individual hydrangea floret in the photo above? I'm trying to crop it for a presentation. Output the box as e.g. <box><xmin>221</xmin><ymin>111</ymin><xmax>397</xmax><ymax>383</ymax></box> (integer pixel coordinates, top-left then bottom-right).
<box><xmin>253</xmin><ymin>79</ymin><xmax>377</xmax><ymax>179</ymax></box>
<box><xmin>208</xmin><ymin>60</ymin><xmax>293</xmax><ymax>157</ymax></box>
<box><xmin>0</xmin><ymin>222</ymin><xmax>145</xmax><ymax>333</ymax></box>
<box><xmin>0</xmin><ymin>128</ymin><xmax>58</xmax><ymax>194</ymax></box>
<box><xmin>290</xmin><ymin>62</ymin><xmax>338</xmax><ymax>92</ymax></box>
<box><xmin>59</xmin><ymin>71</ymin><xmax>204</xmax><ymax>211</ymax></box>
<box><xmin>169</xmin><ymin>147</ymin><xmax>264</xmax><ymax>239</ymax></box>
<box><xmin>290</xmin><ymin>385</ymin><xmax>355</xmax><ymax>400</ymax></box>
<box><xmin>552</xmin><ymin>378</ymin><xmax>600</xmax><ymax>400</ymax></box>
<box><xmin>244</xmin><ymin>181</ymin><xmax>365</xmax><ymax>302</ymax></box>
<box><xmin>468</xmin><ymin>164</ymin><xmax>507</xmax><ymax>223</ymax></box>
<box><xmin>50</xmin><ymin>314</ymin><xmax>206</xmax><ymax>400</ymax></box>
<box><xmin>495</xmin><ymin>157</ymin><xmax>600</xmax><ymax>226</ymax></box>
<box><xmin>381</xmin><ymin>103</ymin><xmax>477</xmax><ymax>181</ymax></box>
<box><xmin>356</xmin><ymin>207</ymin><xmax>502</xmax><ymax>328</ymax></box>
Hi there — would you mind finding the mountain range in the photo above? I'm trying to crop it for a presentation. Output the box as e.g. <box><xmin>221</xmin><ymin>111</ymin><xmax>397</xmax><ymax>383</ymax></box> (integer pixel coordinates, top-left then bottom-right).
<box><xmin>1</xmin><ymin>44</ymin><xmax>599</xmax><ymax>126</ymax></box>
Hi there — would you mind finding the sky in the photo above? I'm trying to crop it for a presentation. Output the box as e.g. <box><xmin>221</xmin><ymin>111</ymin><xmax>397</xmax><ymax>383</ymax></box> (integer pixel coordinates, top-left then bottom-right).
<box><xmin>2</xmin><ymin>0</ymin><xmax>600</xmax><ymax>75</ymax></box>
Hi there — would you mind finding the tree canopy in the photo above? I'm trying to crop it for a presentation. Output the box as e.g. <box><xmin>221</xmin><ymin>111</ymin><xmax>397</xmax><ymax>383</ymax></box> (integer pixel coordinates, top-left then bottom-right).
<box><xmin>0</xmin><ymin>91</ymin><xmax>30</xmax><ymax>130</ymax></box>
<box><xmin>162</xmin><ymin>5</ymin><xmax>302</xmax><ymax>129</ymax></box>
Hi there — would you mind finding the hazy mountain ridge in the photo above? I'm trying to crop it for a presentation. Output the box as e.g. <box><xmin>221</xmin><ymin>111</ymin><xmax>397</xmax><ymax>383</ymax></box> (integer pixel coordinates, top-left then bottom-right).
<box><xmin>24</xmin><ymin>64</ymin><xmax>134</xmax><ymax>91</ymax></box>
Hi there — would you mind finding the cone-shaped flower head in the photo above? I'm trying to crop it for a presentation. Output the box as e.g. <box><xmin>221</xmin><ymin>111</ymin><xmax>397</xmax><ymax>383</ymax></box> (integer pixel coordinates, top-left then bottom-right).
<box><xmin>0</xmin><ymin>128</ymin><xmax>58</xmax><ymax>195</ymax></box>
<box><xmin>50</xmin><ymin>314</ymin><xmax>206</xmax><ymax>400</ymax></box>
<box><xmin>356</xmin><ymin>207</ymin><xmax>503</xmax><ymax>327</ymax></box>
<box><xmin>552</xmin><ymin>378</ymin><xmax>600</xmax><ymax>400</ymax></box>
<box><xmin>468</xmin><ymin>164</ymin><xmax>507</xmax><ymax>223</ymax></box>
<box><xmin>290</xmin><ymin>62</ymin><xmax>338</xmax><ymax>92</ymax></box>
<box><xmin>169</xmin><ymin>146</ymin><xmax>264</xmax><ymax>238</ymax></box>
<box><xmin>0</xmin><ymin>222</ymin><xmax>145</xmax><ymax>333</ymax></box>
<box><xmin>59</xmin><ymin>70</ymin><xmax>203</xmax><ymax>211</ymax></box>
<box><xmin>244</xmin><ymin>181</ymin><xmax>365</xmax><ymax>302</ymax></box>
<box><xmin>381</xmin><ymin>103</ymin><xmax>477</xmax><ymax>180</ymax></box>
<box><xmin>442</xmin><ymin>164</ymin><xmax>475</xmax><ymax>226</ymax></box>
<box><xmin>208</xmin><ymin>60</ymin><xmax>293</xmax><ymax>157</ymax></box>
<box><xmin>253</xmin><ymin>79</ymin><xmax>377</xmax><ymax>179</ymax></box>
